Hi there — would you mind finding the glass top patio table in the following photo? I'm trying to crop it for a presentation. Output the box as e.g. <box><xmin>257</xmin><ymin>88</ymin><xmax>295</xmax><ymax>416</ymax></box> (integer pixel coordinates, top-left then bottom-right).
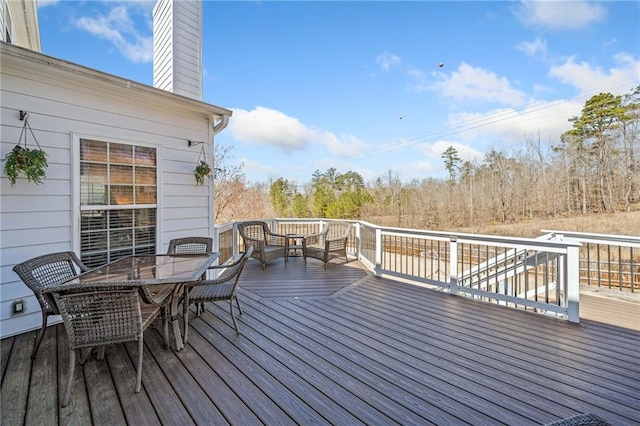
<box><xmin>57</xmin><ymin>253</ymin><xmax>219</xmax><ymax>287</ymax></box>
<box><xmin>48</xmin><ymin>253</ymin><xmax>219</xmax><ymax>351</ymax></box>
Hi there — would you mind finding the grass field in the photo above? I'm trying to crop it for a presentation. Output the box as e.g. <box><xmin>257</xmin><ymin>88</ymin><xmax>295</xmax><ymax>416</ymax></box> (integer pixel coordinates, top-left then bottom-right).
<box><xmin>445</xmin><ymin>210</ymin><xmax>640</xmax><ymax>238</ymax></box>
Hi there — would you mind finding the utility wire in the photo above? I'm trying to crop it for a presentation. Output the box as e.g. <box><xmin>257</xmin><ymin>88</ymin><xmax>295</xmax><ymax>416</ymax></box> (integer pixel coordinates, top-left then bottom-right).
<box><xmin>350</xmin><ymin>75</ymin><xmax>637</xmax><ymax>161</ymax></box>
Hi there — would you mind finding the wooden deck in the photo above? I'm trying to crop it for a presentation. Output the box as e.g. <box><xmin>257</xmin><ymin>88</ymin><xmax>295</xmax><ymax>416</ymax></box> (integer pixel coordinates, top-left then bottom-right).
<box><xmin>2</xmin><ymin>256</ymin><xmax>639</xmax><ymax>425</ymax></box>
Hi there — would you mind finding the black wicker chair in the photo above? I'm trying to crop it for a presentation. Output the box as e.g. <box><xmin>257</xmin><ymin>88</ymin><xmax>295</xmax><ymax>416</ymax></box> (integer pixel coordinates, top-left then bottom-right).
<box><xmin>303</xmin><ymin>222</ymin><xmax>352</xmax><ymax>269</ymax></box>
<box><xmin>182</xmin><ymin>247</ymin><xmax>253</xmax><ymax>341</ymax></box>
<box><xmin>237</xmin><ymin>221</ymin><xmax>288</xmax><ymax>269</ymax></box>
<box><xmin>50</xmin><ymin>286</ymin><xmax>163</xmax><ymax>406</ymax></box>
<box><xmin>12</xmin><ymin>251</ymin><xmax>89</xmax><ymax>359</ymax></box>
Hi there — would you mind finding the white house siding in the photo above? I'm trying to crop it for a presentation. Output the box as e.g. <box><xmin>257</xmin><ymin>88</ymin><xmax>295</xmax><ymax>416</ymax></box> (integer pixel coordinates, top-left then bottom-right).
<box><xmin>153</xmin><ymin>0</ymin><xmax>174</xmax><ymax>93</ymax></box>
<box><xmin>0</xmin><ymin>43</ymin><xmax>231</xmax><ymax>338</ymax></box>
<box><xmin>152</xmin><ymin>0</ymin><xmax>202</xmax><ymax>100</ymax></box>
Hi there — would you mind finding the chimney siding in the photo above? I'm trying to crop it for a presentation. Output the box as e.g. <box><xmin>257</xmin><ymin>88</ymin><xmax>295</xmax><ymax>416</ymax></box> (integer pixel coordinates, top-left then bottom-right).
<box><xmin>153</xmin><ymin>0</ymin><xmax>202</xmax><ymax>100</ymax></box>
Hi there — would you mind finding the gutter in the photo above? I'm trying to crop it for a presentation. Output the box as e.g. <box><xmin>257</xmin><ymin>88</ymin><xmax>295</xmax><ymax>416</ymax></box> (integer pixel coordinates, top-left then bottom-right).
<box><xmin>212</xmin><ymin>115</ymin><xmax>230</xmax><ymax>136</ymax></box>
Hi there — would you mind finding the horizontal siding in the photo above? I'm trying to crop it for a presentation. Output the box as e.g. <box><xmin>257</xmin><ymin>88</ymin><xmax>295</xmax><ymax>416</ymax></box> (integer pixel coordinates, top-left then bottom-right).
<box><xmin>170</xmin><ymin>0</ymin><xmax>201</xmax><ymax>100</ymax></box>
<box><xmin>0</xmin><ymin>280</ymin><xmax>38</xmax><ymax>301</ymax></box>
<box><xmin>162</xmin><ymin>206</ymin><xmax>209</xmax><ymax>220</ymax></box>
<box><xmin>0</xmin><ymin>211</ymin><xmax>71</xmax><ymax>231</ymax></box>
<box><xmin>0</xmin><ymin>46</ymin><xmax>216</xmax><ymax>338</ymax></box>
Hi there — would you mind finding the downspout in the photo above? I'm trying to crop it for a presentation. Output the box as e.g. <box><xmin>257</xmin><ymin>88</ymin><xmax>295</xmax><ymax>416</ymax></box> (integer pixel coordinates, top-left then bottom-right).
<box><xmin>209</xmin><ymin>113</ymin><xmax>230</xmax><ymax>238</ymax></box>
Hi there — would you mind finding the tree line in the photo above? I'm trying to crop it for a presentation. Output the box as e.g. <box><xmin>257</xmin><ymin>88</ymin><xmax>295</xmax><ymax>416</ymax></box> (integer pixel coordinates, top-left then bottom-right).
<box><xmin>214</xmin><ymin>86</ymin><xmax>640</xmax><ymax>229</ymax></box>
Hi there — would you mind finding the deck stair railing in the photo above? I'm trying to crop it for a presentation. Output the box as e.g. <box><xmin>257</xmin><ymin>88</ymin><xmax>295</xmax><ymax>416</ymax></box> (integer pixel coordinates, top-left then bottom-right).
<box><xmin>542</xmin><ymin>230</ymin><xmax>640</xmax><ymax>293</ymax></box>
<box><xmin>458</xmin><ymin>247</ymin><xmax>561</xmax><ymax>291</ymax></box>
<box><xmin>457</xmin><ymin>233</ymin><xmax>564</xmax><ymax>296</ymax></box>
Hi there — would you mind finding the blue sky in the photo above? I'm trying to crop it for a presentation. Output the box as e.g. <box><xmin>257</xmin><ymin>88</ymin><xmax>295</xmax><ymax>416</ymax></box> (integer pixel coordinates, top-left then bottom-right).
<box><xmin>37</xmin><ymin>1</ymin><xmax>640</xmax><ymax>185</ymax></box>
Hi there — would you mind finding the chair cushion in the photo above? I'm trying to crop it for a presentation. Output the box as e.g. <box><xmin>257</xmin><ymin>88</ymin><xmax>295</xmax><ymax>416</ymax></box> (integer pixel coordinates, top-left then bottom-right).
<box><xmin>189</xmin><ymin>283</ymin><xmax>235</xmax><ymax>304</ymax></box>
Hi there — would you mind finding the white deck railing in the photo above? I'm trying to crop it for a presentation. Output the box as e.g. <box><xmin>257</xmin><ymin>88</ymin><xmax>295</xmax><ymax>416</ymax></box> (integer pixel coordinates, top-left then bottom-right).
<box><xmin>541</xmin><ymin>230</ymin><xmax>640</xmax><ymax>293</ymax></box>
<box><xmin>212</xmin><ymin>219</ymin><xmax>640</xmax><ymax>324</ymax></box>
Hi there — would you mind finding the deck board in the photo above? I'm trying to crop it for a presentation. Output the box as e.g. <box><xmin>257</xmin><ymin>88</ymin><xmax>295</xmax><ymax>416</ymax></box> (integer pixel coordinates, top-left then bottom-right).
<box><xmin>2</xmin><ymin>258</ymin><xmax>639</xmax><ymax>426</ymax></box>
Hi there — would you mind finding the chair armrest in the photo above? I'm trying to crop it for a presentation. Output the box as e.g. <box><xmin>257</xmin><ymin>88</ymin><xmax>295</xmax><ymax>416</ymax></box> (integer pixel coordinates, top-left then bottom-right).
<box><xmin>303</xmin><ymin>233</ymin><xmax>322</xmax><ymax>247</ymax></box>
<box><xmin>326</xmin><ymin>236</ymin><xmax>348</xmax><ymax>250</ymax></box>
<box><xmin>242</xmin><ymin>237</ymin><xmax>266</xmax><ymax>249</ymax></box>
<box><xmin>265</xmin><ymin>232</ymin><xmax>288</xmax><ymax>247</ymax></box>
<box><xmin>68</xmin><ymin>251</ymin><xmax>90</xmax><ymax>273</ymax></box>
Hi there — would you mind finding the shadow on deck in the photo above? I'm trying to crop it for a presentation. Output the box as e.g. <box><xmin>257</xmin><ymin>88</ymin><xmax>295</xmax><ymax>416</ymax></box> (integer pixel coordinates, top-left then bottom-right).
<box><xmin>2</xmin><ymin>256</ymin><xmax>639</xmax><ymax>425</ymax></box>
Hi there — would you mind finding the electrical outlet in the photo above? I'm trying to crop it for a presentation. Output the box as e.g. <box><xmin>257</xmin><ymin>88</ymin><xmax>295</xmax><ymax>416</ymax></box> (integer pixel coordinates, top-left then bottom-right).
<box><xmin>12</xmin><ymin>299</ymin><xmax>25</xmax><ymax>314</ymax></box>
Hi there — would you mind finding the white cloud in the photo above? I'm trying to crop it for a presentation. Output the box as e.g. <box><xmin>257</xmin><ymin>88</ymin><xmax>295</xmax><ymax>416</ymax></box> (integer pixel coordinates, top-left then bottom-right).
<box><xmin>75</xmin><ymin>5</ymin><xmax>152</xmax><ymax>63</ymax></box>
<box><xmin>418</xmin><ymin>141</ymin><xmax>485</xmax><ymax>163</ymax></box>
<box><xmin>229</xmin><ymin>107</ymin><xmax>315</xmax><ymax>152</ymax></box>
<box><xmin>239</xmin><ymin>157</ymin><xmax>279</xmax><ymax>182</ymax></box>
<box><xmin>447</xmin><ymin>99</ymin><xmax>579</xmax><ymax>144</ymax></box>
<box><xmin>229</xmin><ymin>106</ymin><xmax>370</xmax><ymax>157</ymax></box>
<box><xmin>549</xmin><ymin>54</ymin><xmax>640</xmax><ymax>96</ymax></box>
<box><xmin>376</xmin><ymin>52</ymin><xmax>401</xmax><ymax>71</ymax></box>
<box><xmin>516</xmin><ymin>37</ymin><xmax>548</xmax><ymax>59</ymax></box>
<box><xmin>402</xmin><ymin>159</ymin><xmax>439</xmax><ymax>179</ymax></box>
<box><xmin>515</xmin><ymin>0</ymin><xmax>606</xmax><ymax>30</ymax></box>
<box><xmin>433</xmin><ymin>63</ymin><xmax>528</xmax><ymax>106</ymax></box>
<box><xmin>323</xmin><ymin>133</ymin><xmax>370</xmax><ymax>158</ymax></box>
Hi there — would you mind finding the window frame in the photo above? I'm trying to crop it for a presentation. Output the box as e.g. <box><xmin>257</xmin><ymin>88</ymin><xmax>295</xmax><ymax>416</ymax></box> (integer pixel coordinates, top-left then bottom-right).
<box><xmin>71</xmin><ymin>133</ymin><xmax>163</xmax><ymax>264</ymax></box>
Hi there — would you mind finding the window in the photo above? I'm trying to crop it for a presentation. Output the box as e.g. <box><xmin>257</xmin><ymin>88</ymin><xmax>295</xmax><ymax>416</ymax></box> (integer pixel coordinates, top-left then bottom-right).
<box><xmin>80</xmin><ymin>139</ymin><xmax>157</xmax><ymax>268</ymax></box>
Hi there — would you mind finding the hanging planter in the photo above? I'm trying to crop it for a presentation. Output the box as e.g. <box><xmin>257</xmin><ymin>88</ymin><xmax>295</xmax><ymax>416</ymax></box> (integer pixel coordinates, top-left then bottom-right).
<box><xmin>193</xmin><ymin>144</ymin><xmax>213</xmax><ymax>186</ymax></box>
<box><xmin>3</xmin><ymin>112</ymin><xmax>48</xmax><ymax>186</ymax></box>
<box><xmin>194</xmin><ymin>160</ymin><xmax>213</xmax><ymax>186</ymax></box>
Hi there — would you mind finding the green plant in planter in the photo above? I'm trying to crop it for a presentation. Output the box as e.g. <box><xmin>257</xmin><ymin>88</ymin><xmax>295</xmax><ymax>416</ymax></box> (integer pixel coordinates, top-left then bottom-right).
<box><xmin>194</xmin><ymin>160</ymin><xmax>213</xmax><ymax>186</ymax></box>
<box><xmin>4</xmin><ymin>145</ymin><xmax>48</xmax><ymax>186</ymax></box>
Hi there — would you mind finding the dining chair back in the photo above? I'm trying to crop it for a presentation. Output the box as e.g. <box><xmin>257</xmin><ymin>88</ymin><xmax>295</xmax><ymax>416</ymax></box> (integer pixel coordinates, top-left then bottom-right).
<box><xmin>12</xmin><ymin>251</ymin><xmax>89</xmax><ymax>359</ymax></box>
<box><xmin>52</xmin><ymin>286</ymin><xmax>162</xmax><ymax>406</ymax></box>
<box><xmin>167</xmin><ymin>236</ymin><xmax>213</xmax><ymax>255</ymax></box>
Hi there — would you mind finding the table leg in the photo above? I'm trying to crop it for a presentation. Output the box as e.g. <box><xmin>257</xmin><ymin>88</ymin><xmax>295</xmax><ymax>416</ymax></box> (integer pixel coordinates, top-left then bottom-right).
<box><xmin>170</xmin><ymin>283</ymin><xmax>185</xmax><ymax>351</ymax></box>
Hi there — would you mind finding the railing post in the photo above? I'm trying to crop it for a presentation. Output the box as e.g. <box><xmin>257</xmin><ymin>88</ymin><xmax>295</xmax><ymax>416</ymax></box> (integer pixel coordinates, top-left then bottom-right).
<box><xmin>212</xmin><ymin>226</ymin><xmax>220</xmax><ymax>253</ymax></box>
<box><xmin>449</xmin><ymin>236</ymin><xmax>459</xmax><ymax>294</ymax></box>
<box><xmin>566</xmin><ymin>242</ymin><xmax>580</xmax><ymax>323</ymax></box>
<box><xmin>232</xmin><ymin>223</ymin><xmax>239</xmax><ymax>257</ymax></box>
<box><xmin>375</xmin><ymin>228</ymin><xmax>382</xmax><ymax>277</ymax></box>
<box><xmin>355</xmin><ymin>222</ymin><xmax>361</xmax><ymax>261</ymax></box>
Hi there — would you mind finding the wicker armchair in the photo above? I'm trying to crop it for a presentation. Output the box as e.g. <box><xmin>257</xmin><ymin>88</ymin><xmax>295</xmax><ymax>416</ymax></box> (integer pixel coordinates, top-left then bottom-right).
<box><xmin>303</xmin><ymin>222</ymin><xmax>352</xmax><ymax>269</ymax></box>
<box><xmin>51</xmin><ymin>286</ymin><xmax>164</xmax><ymax>406</ymax></box>
<box><xmin>182</xmin><ymin>246</ymin><xmax>253</xmax><ymax>341</ymax></box>
<box><xmin>237</xmin><ymin>221</ymin><xmax>289</xmax><ymax>269</ymax></box>
<box><xmin>12</xmin><ymin>251</ymin><xmax>89</xmax><ymax>359</ymax></box>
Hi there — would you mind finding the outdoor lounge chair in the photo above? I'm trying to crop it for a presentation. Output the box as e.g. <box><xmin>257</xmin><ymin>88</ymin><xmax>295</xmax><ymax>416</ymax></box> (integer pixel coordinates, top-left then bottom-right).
<box><xmin>12</xmin><ymin>251</ymin><xmax>89</xmax><ymax>359</ymax></box>
<box><xmin>50</xmin><ymin>285</ymin><xmax>166</xmax><ymax>406</ymax></box>
<box><xmin>182</xmin><ymin>247</ymin><xmax>253</xmax><ymax>340</ymax></box>
<box><xmin>303</xmin><ymin>221</ymin><xmax>352</xmax><ymax>269</ymax></box>
<box><xmin>237</xmin><ymin>221</ymin><xmax>289</xmax><ymax>269</ymax></box>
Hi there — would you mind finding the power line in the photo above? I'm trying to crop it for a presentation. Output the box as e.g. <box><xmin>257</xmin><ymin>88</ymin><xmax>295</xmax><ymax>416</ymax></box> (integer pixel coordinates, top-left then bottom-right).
<box><xmin>351</xmin><ymin>75</ymin><xmax>637</xmax><ymax>161</ymax></box>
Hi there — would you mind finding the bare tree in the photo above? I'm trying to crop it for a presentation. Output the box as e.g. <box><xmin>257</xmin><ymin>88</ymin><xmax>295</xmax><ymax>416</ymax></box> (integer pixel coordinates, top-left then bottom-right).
<box><xmin>213</xmin><ymin>144</ymin><xmax>246</xmax><ymax>223</ymax></box>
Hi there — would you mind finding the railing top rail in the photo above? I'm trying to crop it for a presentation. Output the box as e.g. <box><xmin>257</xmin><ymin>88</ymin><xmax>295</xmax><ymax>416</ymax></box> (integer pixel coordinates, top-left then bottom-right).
<box><xmin>214</xmin><ymin>222</ymin><xmax>235</xmax><ymax>233</ymax></box>
<box><xmin>214</xmin><ymin>220</ymin><xmax>585</xmax><ymax>251</ymax></box>
<box><xmin>542</xmin><ymin>230</ymin><xmax>640</xmax><ymax>247</ymax></box>
<box><xmin>358</xmin><ymin>220</ymin><xmax>581</xmax><ymax>250</ymax></box>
